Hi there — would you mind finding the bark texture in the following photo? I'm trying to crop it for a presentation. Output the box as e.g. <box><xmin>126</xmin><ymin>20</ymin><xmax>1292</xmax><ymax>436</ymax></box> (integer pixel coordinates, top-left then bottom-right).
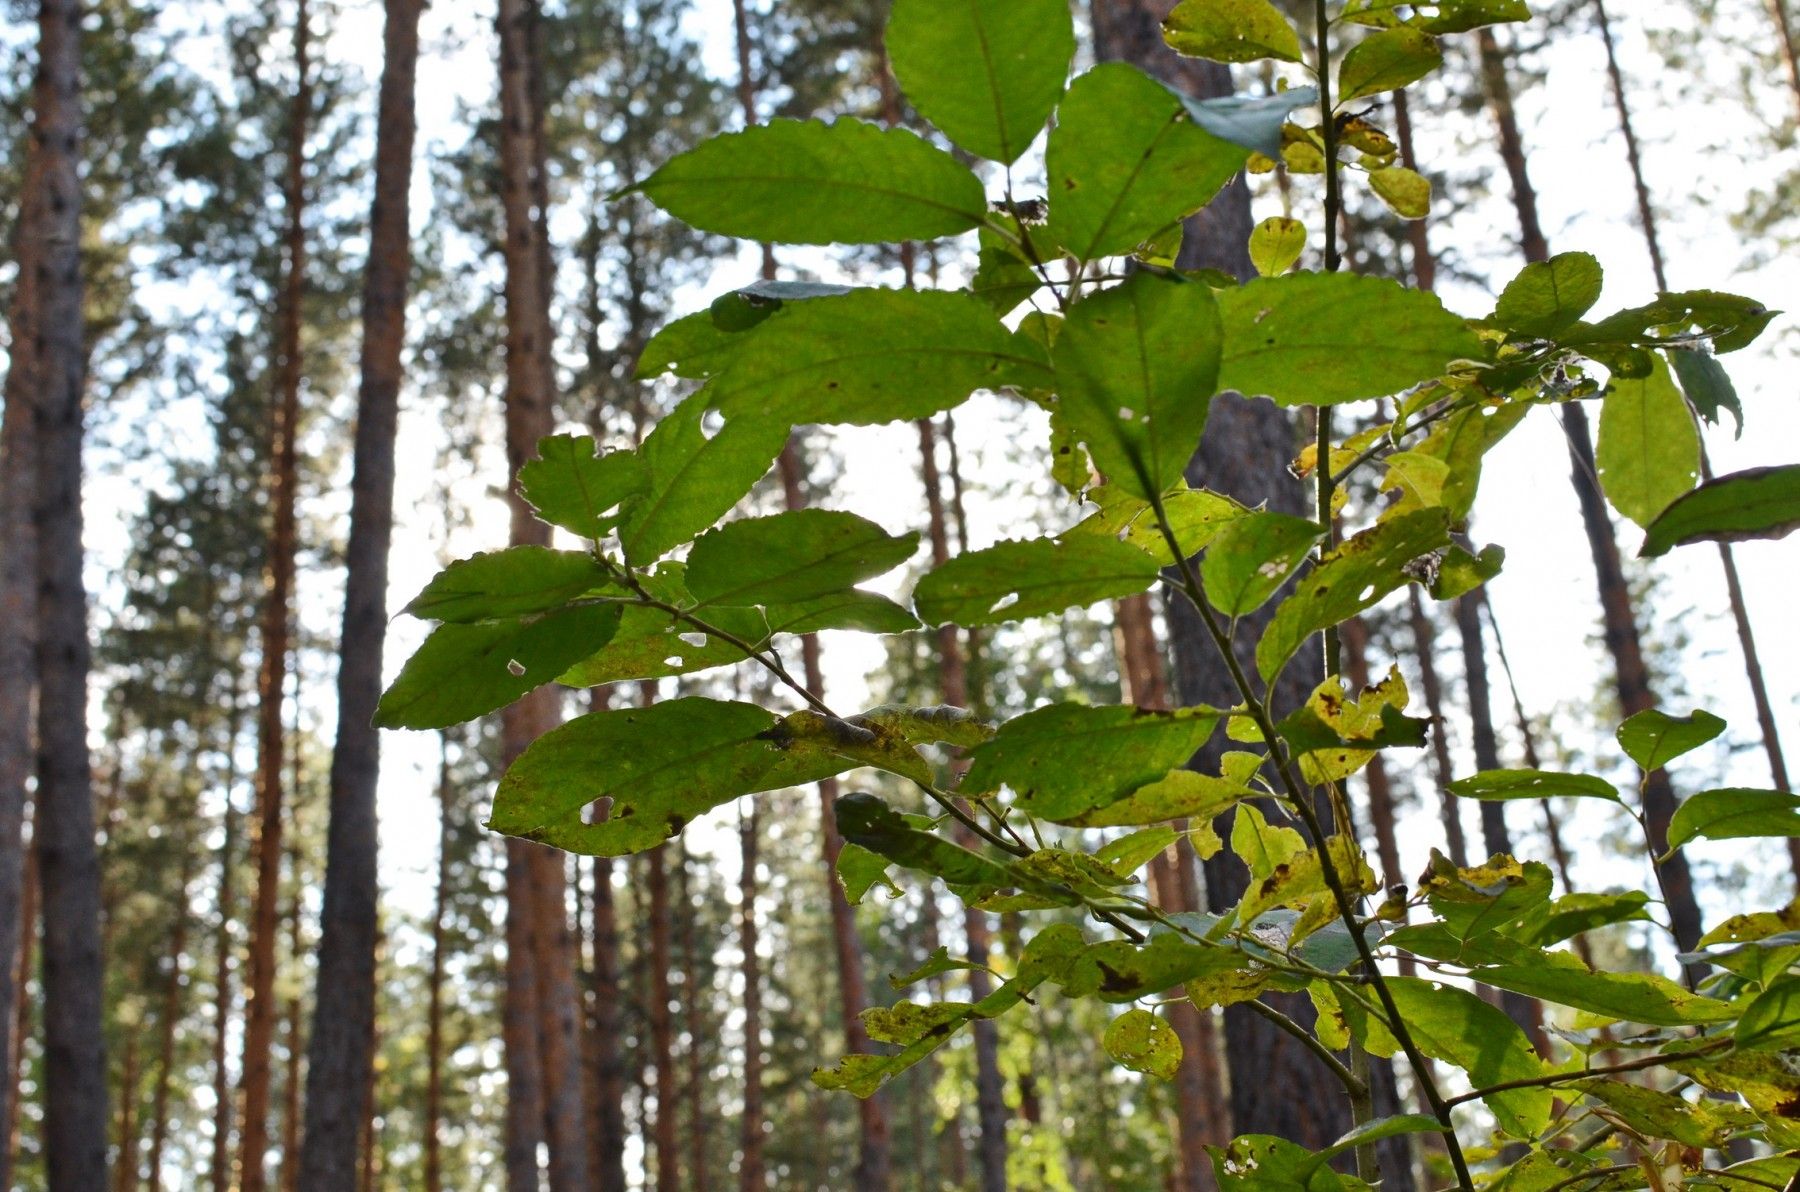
<box><xmin>241</xmin><ymin>5</ymin><xmax>311</xmax><ymax>1184</ymax></box>
<box><xmin>297</xmin><ymin>0</ymin><xmax>421</xmax><ymax>1185</ymax></box>
<box><xmin>29</xmin><ymin>0</ymin><xmax>111</xmax><ymax>1183</ymax></box>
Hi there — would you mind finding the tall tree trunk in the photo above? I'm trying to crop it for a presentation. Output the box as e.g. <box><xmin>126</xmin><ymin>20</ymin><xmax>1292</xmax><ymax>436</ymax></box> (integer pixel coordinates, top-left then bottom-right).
<box><xmin>584</xmin><ymin>725</ymin><xmax>628</xmax><ymax>1192</ymax></box>
<box><xmin>1114</xmin><ymin>594</ymin><xmax>1226</xmax><ymax>1192</ymax></box>
<box><xmin>4</xmin><ymin>842</ymin><xmax>36</xmax><ymax>1174</ymax></box>
<box><xmin>423</xmin><ymin>743</ymin><xmax>451</xmax><ymax>1192</ymax></box>
<box><xmin>298</xmin><ymin>1</ymin><xmax>421</xmax><ymax>1185</ymax></box>
<box><xmin>1591</xmin><ymin>0</ymin><xmax>1797</xmax><ymax>879</ymax></box>
<box><xmin>646</xmin><ymin>842</ymin><xmax>678</xmax><ymax>1192</ymax></box>
<box><xmin>737</xmin><ymin>805</ymin><xmax>765</xmax><ymax>1192</ymax></box>
<box><xmin>0</xmin><ymin>47</ymin><xmax>41</xmax><ymax>1188</ymax></box>
<box><xmin>678</xmin><ymin>848</ymin><xmax>711</xmax><ymax>1192</ymax></box>
<box><xmin>280</xmin><ymin>886</ymin><xmax>303</xmax><ymax>1192</ymax></box>
<box><xmin>1088</xmin><ymin>0</ymin><xmax>1354</xmax><ymax>1154</ymax></box>
<box><xmin>494</xmin><ymin>0</ymin><xmax>593</xmax><ymax>1186</ymax></box>
<box><xmin>1341</xmin><ymin>619</ymin><xmax>1404</xmax><ymax>893</ymax></box>
<box><xmin>1761</xmin><ymin>0</ymin><xmax>1800</xmax><ymax>125</ymax></box>
<box><xmin>212</xmin><ymin>705</ymin><xmax>243</xmax><ymax>1192</ymax></box>
<box><xmin>1476</xmin><ymin>26</ymin><xmax>1705</xmax><ymax>960</ymax></box>
<box><xmin>241</xmin><ymin>7</ymin><xmax>311</xmax><ymax>1185</ymax></box>
<box><xmin>145</xmin><ymin>845</ymin><xmax>194</xmax><ymax>1191</ymax></box>
<box><xmin>1405</xmin><ymin>591</ymin><xmax>1470</xmax><ymax>867</ymax></box>
<box><xmin>29</xmin><ymin>0</ymin><xmax>110</xmax><ymax>1182</ymax></box>
<box><xmin>777</xmin><ymin>445</ymin><xmax>896</xmax><ymax>1190</ymax></box>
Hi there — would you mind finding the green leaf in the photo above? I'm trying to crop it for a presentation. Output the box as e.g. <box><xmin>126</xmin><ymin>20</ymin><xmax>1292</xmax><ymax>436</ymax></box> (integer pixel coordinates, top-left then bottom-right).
<box><xmin>1051</xmin><ymin>272</ymin><xmax>1223</xmax><ymax>499</ymax></box>
<box><xmin>1119</xmin><ymin>486</ymin><xmax>1249</xmax><ymax>561</ymax></box>
<box><xmin>1668</xmin><ymin>788</ymin><xmax>1800</xmax><ymax>850</ymax></box>
<box><xmin>403</xmin><ymin>547</ymin><xmax>611</xmax><ymax>623</ymax></box>
<box><xmin>555</xmin><ymin>600</ymin><xmax>770</xmax><ymax>687</ymax></box>
<box><xmin>1514</xmin><ymin>891</ymin><xmax>1652</xmax><ymax>947</ymax></box>
<box><xmin>1314</xmin><ymin>1116</ymin><xmax>1443</xmax><ymax>1168</ymax></box>
<box><xmin>1596</xmin><ymin>356</ymin><xmax>1700</xmax><ymax>528</ymax></box>
<box><xmin>890</xmin><ymin>946</ymin><xmax>982</xmax><ymax>990</ymax></box>
<box><xmin>686</xmin><ymin>509</ymin><xmax>919</xmax><ymax>607</ymax></box>
<box><xmin>628</xmin><ymin>118</ymin><xmax>986</xmax><ymax>245</ymax></box>
<box><xmin>1640</xmin><ymin>464</ymin><xmax>1800</xmax><ymax>558</ymax></box>
<box><xmin>886</xmin><ymin>0</ymin><xmax>1074</xmax><ymax>164</ymax></box>
<box><xmin>1174</xmin><ymin>87</ymin><xmax>1319</xmax><ymax>159</ymax></box>
<box><xmin>1161</xmin><ymin>0</ymin><xmax>1303</xmax><ymax>63</ymax></box>
<box><xmin>1059</xmin><ymin>932</ymin><xmax>1248</xmax><ymax>1002</ymax></box>
<box><xmin>1104</xmin><ymin>1009</ymin><xmax>1183</xmax><ymax>1080</ymax></box>
<box><xmin>1476</xmin><ymin>957</ymin><xmax>1736</xmax><ymax>1026</ymax></box>
<box><xmin>835</xmin><ymin>793</ymin><xmax>1013</xmax><ymax>889</ymax></box>
<box><xmin>1569</xmin><ymin>289</ymin><xmax>1777</xmax><ymax>355</ymax></box>
<box><xmin>1667</xmin><ymin>347</ymin><xmax>1742</xmax><ymax>435</ymax></box>
<box><xmin>1737</xmin><ymin>976</ymin><xmax>1800</xmax><ymax>1052</ymax></box>
<box><xmin>488</xmin><ymin>697</ymin><xmax>850</xmax><ymax>855</ymax></box>
<box><xmin>913</xmin><ymin>535</ymin><xmax>1160</xmax><ymax>627</ymax></box>
<box><xmin>972</xmin><ymin>226</ymin><xmax>1045</xmax><ymax>316</ymax></box>
<box><xmin>1256</xmin><ymin>509</ymin><xmax>1451</xmax><ymax>682</ymax></box>
<box><xmin>838</xmin><ymin>842</ymin><xmax>901</xmax><ymax>904</ymax></box>
<box><xmin>1338</xmin><ymin>27</ymin><xmax>1442</xmax><ymax>102</ymax></box>
<box><xmin>1248</xmin><ymin>216</ymin><xmax>1306</xmax><ymax>277</ymax></box>
<box><xmin>1065</xmin><ymin>759</ymin><xmax>1260</xmax><ymax>828</ymax></box>
<box><xmin>1571</xmin><ymin>1079</ymin><xmax>1748</xmax><ymax>1150</ymax></box>
<box><xmin>518</xmin><ymin>434</ymin><xmax>649</xmax><ymax>537</ymax></box>
<box><xmin>704</xmin><ymin>289</ymin><xmax>1052</xmax><ymax>427</ymax></box>
<box><xmin>1410</xmin><ymin>0</ymin><xmax>1533</xmax><ymax>33</ymax></box>
<box><xmin>963</xmin><ymin>703</ymin><xmax>1222</xmax><ymax>822</ymax></box>
<box><xmin>1446</xmin><ymin>769</ymin><xmax>1621</xmax><ymax>803</ymax></box>
<box><xmin>763</xmin><ymin>589</ymin><xmax>920</xmax><ymax>636</ymax></box>
<box><xmin>1095</xmin><ymin>825</ymin><xmax>1180</xmax><ymax>876</ymax></box>
<box><xmin>1045</xmin><ymin>63</ymin><xmax>1249</xmax><ymax>261</ymax></box>
<box><xmin>619</xmin><ymin>392</ymin><xmax>790</xmax><ymax>564</ymax></box>
<box><xmin>1616</xmin><ymin>707</ymin><xmax>1726</xmax><ymax>772</ymax></box>
<box><xmin>1368</xmin><ymin>166</ymin><xmax>1430</xmax><ymax>219</ymax></box>
<box><xmin>1418</xmin><ymin>851</ymin><xmax>1553</xmax><ymax>941</ymax></box>
<box><xmin>1216</xmin><ymin>274</ymin><xmax>1483</xmax><ymax>407</ymax></box>
<box><xmin>374</xmin><ymin>604</ymin><xmax>622</xmax><ymax>731</ymax></box>
<box><xmin>1381</xmin><ymin>977</ymin><xmax>1551</xmax><ymax>1137</ymax></box>
<box><xmin>1200</xmin><ymin>511</ymin><xmax>1323</xmax><ymax>616</ymax></box>
<box><xmin>1492</xmin><ymin>252</ymin><xmax>1603</xmax><ymax>338</ymax></box>
<box><xmin>1428</xmin><ymin>543</ymin><xmax>1505</xmax><ymax>600</ymax></box>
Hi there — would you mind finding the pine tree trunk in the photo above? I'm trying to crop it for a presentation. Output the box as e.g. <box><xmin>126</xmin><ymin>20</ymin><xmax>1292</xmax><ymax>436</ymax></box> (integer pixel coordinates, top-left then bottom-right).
<box><xmin>424</xmin><ymin>745</ymin><xmax>451</xmax><ymax>1192</ymax></box>
<box><xmin>646</xmin><ymin>841</ymin><xmax>679</xmax><ymax>1192</ymax></box>
<box><xmin>4</xmin><ymin>842</ymin><xmax>36</xmax><ymax>1174</ymax></box>
<box><xmin>583</xmin><ymin>726</ymin><xmax>628</xmax><ymax>1192</ymax></box>
<box><xmin>298</xmin><ymin>1</ymin><xmax>421</xmax><ymax>1184</ymax></box>
<box><xmin>1088</xmin><ymin>0</ymin><xmax>1360</xmax><ymax>1155</ymax></box>
<box><xmin>1115</xmin><ymin>594</ymin><xmax>1226</xmax><ymax>1192</ymax></box>
<box><xmin>677</xmin><ymin>849</ymin><xmax>711</xmax><ymax>1192</ymax></box>
<box><xmin>1477</xmin><ymin>25</ymin><xmax>1706</xmax><ymax>960</ymax></box>
<box><xmin>145</xmin><ymin>846</ymin><xmax>194</xmax><ymax>1191</ymax></box>
<box><xmin>737</xmin><ymin>805</ymin><xmax>765</xmax><ymax>1192</ymax></box>
<box><xmin>1592</xmin><ymin>0</ymin><xmax>1796</xmax><ymax>878</ymax></box>
<box><xmin>29</xmin><ymin>0</ymin><xmax>110</xmax><ymax>1182</ymax></box>
<box><xmin>280</xmin><ymin>892</ymin><xmax>303</xmax><ymax>1192</ymax></box>
<box><xmin>212</xmin><ymin>714</ymin><xmax>242</xmax><ymax>1192</ymax></box>
<box><xmin>0</xmin><ymin>65</ymin><xmax>41</xmax><ymax>1190</ymax></box>
<box><xmin>1762</xmin><ymin>0</ymin><xmax>1800</xmax><ymax>125</ymax></box>
<box><xmin>1405</xmin><ymin>591</ymin><xmax>1470</xmax><ymax>867</ymax></box>
<box><xmin>241</xmin><ymin>6</ymin><xmax>311</xmax><ymax>1184</ymax></box>
<box><xmin>494</xmin><ymin>0</ymin><xmax>593</xmax><ymax>1185</ymax></box>
<box><xmin>776</xmin><ymin>444</ymin><xmax>896</xmax><ymax>1190</ymax></box>
<box><xmin>1341</xmin><ymin>619</ymin><xmax>1404</xmax><ymax>891</ymax></box>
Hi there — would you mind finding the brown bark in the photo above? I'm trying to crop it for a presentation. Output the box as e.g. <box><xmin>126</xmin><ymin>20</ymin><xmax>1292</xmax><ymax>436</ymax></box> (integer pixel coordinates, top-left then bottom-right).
<box><xmin>280</xmin><ymin>895</ymin><xmax>303</xmax><ymax>1192</ymax></box>
<box><xmin>1406</xmin><ymin>590</ymin><xmax>1470</xmax><ymax>867</ymax></box>
<box><xmin>1341</xmin><ymin>619</ymin><xmax>1403</xmax><ymax>892</ymax></box>
<box><xmin>241</xmin><ymin>6</ymin><xmax>311</xmax><ymax>1185</ymax></box>
<box><xmin>0</xmin><ymin>41</ymin><xmax>40</xmax><ymax>1187</ymax></box>
<box><xmin>494</xmin><ymin>0</ymin><xmax>593</xmax><ymax>1185</ymax></box>
<box><xmin>1762</xmin><ymin>0</ymin><xmax>1800</xmax><ymax>126</ymax></box>
<box><xmin>582</xmin><ymin>714</ymin><xmax>628</xmax><ymax>1192</ymax></box>
<box><xmin>1116</xmin><ymin>595</ymin><xmax>1227</xmax><ymax>1192</ymax></box>
<box><xmin>777</xmin><ymin>443</ymin><xmax>895</xmax><ymax>1189</ymax></box>
<box><xmin>423</xmin><ymin>745</ymin><xmax>451</xmax><ymax>1192</ymax></box>
<box><xmin>5</xmin><ymin>842</ymin><xmax>36</xmax><ymax>1173</ymax></box>
<box><xmin>29</xmin><ymin>0</ymin><xmax>110</xmax><ymax>1182</ymax></box>
<box><xmin>737</xmin><ymin>806</ymin><xmax>765</xmax><ymax>1192</ymax></box>
<box><xmin>678</xmin><ymin>849</ymin><xmax>711</xmax><ymax>1192</ymax></box>
<box><xmin>1087</xmin><ymin>0</ymin><xmax>1362</xmax><ymax>1158</ymax></box>
<box><xmin>1391</xmin><ymin>89</ymin><xmax>1435</xmax><ymax>294</ymax></box>
<box><xmin>212</xmin><ymin>713</ymin><xmax>243</xmax><ymax>1192</ymax></box>
<box><xmin>1477</xmin><ymin>24</ymin><xmax>1705</xmax><ymax>961</ymax></box>
<box><xmin>646</xmin><ymin>841</ymin><xmax>679</xmax><ymax>1192</ymax></box>
<box><xmin>145</xmin><ymin>846</ymin><xmax>194</xmax><ymax>1190</ymax></box>
<box><xmin>298</xmin><ymin>0</ymin><xmax>422</xmax><ymax>1184</ymax></box>
<box><xmin>358</xmin><ymin>975</ymin><xmax>380</xmax><ymax>1192</ymax></box>
<box><xmin>915</xmin><ymin>416</ymin><xmax>1004</xmax><ymax>1192</ymax></box>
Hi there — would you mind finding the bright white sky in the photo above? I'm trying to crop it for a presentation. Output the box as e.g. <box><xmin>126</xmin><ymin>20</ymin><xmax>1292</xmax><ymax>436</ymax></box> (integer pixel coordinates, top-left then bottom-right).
<box><xmin>67</xmin><ymin>0</ymin><xmax>1800</xmax><ymax>942</ymax></box>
